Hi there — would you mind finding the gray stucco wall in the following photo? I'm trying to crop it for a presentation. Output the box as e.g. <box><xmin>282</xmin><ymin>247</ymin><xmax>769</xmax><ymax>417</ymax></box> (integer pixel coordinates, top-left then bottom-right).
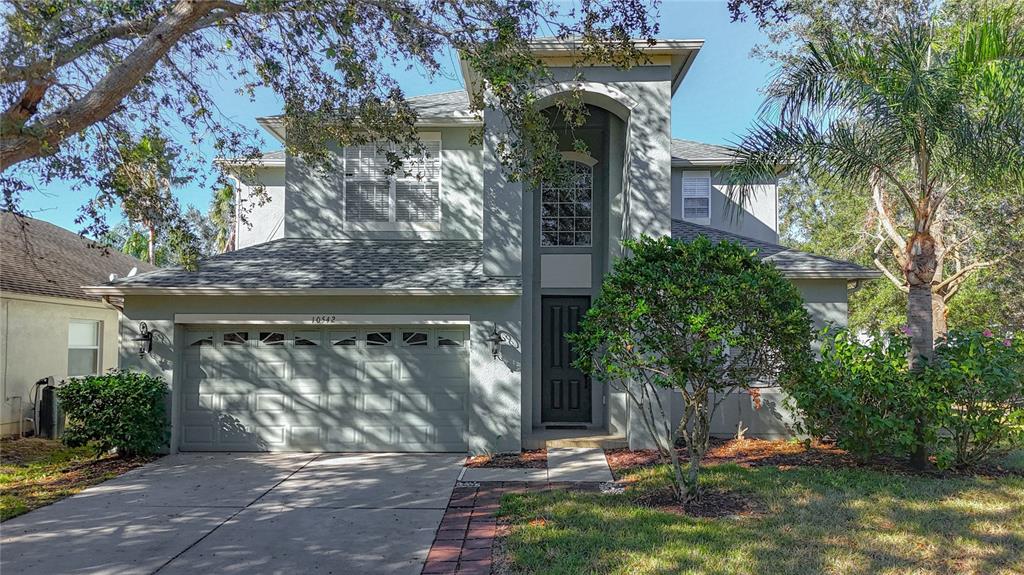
<box><xmin>284</xmin><ymin>127</ymin><xmax>483</xmax><ymax>241</ymax></box>
<box><xmin>704</xmin><ymin>278</ymin><xmax>849</xmax><ymax>439</ymax></box>
<box><xmin>118</xmin><ymin>294</ymin><xmax>521</xmax><ymax>454</ymax></box>
<box><xmin>671</xmin><ymin>167</ymin><xmax>778</xmax><ymax>243</ymax></box>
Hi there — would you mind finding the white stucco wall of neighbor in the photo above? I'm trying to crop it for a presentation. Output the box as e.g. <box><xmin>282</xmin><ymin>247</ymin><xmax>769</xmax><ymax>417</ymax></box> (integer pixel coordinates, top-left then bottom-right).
<box><xmin>118</xmin><ymin>295</ymin><xmax>522</xmax><ymax>455</ymax></box>
<box><xmin>0</xmin><ymin>293</ymin><xmax>120</xmax><ymax>436</ymax></box>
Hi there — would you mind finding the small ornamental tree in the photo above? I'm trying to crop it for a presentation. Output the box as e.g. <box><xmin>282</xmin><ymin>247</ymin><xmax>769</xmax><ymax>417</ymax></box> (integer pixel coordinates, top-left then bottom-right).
<box><xmin>571</xmin><ymin>236</ymin><xmax>813</xmax><ymax>502</ymax></box>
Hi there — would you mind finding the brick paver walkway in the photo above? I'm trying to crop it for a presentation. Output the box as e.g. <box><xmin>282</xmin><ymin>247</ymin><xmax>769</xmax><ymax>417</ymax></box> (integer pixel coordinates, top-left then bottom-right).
<box><xmin>421</xmin><ymin>481</ymin><xmax>606</xmax><ymax>575</ymax></box>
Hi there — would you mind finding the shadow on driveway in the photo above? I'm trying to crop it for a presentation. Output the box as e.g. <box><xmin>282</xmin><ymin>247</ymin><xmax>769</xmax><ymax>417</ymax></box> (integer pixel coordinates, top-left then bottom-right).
<box><xmin>1</xmin><ymin>452</ymin><xmax>465</xmax><ymax>574</ymax></box>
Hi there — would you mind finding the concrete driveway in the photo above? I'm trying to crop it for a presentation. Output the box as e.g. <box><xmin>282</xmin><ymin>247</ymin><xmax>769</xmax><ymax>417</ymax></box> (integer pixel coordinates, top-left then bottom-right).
<box><xmin>0</xmin><ymin>452</ymin><xmax>464</xmax><ymax>574</ymax></box>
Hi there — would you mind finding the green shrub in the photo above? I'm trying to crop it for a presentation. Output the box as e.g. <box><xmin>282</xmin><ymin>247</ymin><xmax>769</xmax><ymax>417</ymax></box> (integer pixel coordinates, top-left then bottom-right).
<box><xmin>927</xmin><ymin>330</ymin><xmax>1024</xmax><ymax>469</ymax></box>
<box><xmin>571</xmin><ymin>235</ymin><xmax>813</xmax><ymax>502</ymax></box>
<box><xmin>57</xmin><ymin>370</ymin><xmax>169</xmax><ymax>457</ymax></box>
<box><xmin>785</xmin><ymin>330</ymin><xmax>940</xmax><ymax>462</ymax></box>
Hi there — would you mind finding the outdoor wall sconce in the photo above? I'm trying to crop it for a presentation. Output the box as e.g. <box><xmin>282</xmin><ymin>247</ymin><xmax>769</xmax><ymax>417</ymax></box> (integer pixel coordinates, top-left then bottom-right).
<box><xmin>486</xmin><ymin>325</ymin><xmax>515</xmax><ymax>360</ymax></box>
<box><xmin>132</xmin><ymin>322</ymin><xmax>153</xmax><ymax>358</ymax></box>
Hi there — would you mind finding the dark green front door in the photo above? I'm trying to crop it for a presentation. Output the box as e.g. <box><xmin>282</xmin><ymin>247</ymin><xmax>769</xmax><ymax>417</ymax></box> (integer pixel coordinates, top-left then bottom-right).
<box><xmin>541</xmin><ymin>296</ymin><xmax>592</xmax><ymax>423</ymax></box>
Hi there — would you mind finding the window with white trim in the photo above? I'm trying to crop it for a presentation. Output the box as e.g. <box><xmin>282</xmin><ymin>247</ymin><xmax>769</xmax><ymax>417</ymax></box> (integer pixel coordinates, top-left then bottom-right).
<box><xmin>681</xmin><ymin>172</ymin><xmax>711</xmax><ymax>222</ymax></box>
<box><xmin>343</xmin><ymin>135</ymin><xmax>442</xmax><ymax>223</ymax></box>
<box><xmin>68</xmin><ymin>320</ymin><xmax>101</xmax><ymax>376</ymax></box>
<box><xmin>540</xmin><ymin>160</ymin><xmax>593</xmax><ymax>246</ymax></box>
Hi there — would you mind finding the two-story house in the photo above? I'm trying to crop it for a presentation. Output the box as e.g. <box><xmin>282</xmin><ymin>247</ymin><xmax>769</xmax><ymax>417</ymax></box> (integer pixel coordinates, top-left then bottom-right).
<box><xmin>86</xmin><ymin>39</ymin><xmax>878</xmax><ymax>454</ymax></box>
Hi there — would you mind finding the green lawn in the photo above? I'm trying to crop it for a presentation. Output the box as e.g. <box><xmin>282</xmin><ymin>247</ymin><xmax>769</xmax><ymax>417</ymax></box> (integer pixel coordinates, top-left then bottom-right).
<box><xmin>0</xmin><ymin>438</ymin><xmax>153</xmax><ymax>521</ymax></box>
<box><xmin>497</xmin><ymin>459</ymin><xmax>1024</xmax><ymax>575</ymax></box>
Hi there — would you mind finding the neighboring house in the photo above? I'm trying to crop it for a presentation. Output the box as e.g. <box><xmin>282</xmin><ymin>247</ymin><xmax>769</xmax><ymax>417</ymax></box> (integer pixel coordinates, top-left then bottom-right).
<box><xmin>0</xmin><ymin>213</ymin><xmax>156</xmax><ymax>437</ymax></box>
<box><xmin>85</xmin><ymin>39</ymin><xmax>878</xmax><ymax>454</ymax></box>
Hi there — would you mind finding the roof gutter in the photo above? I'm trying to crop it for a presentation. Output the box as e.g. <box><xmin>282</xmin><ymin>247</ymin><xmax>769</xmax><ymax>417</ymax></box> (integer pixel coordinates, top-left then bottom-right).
<box><xmin>779</xmin><ymin>270</ymin><xmax>882</xmax><ymax>280</ymax></box>
<box><xmin>82</xmin><ymin>286</ymin><xmax>522</xmax><ymax>297</ymax></box>
<box><xmin>671</xmin><ymin>158</ymin><xmax>742</xmax><ymax>167</ymax></box>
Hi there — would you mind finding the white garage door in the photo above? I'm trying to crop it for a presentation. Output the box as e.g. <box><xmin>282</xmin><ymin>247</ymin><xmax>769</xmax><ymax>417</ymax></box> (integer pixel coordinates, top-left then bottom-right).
<box><xmin>179</xmin><ymin>325</ymin><xmax>470</xmax><ymax>452</ymax></box>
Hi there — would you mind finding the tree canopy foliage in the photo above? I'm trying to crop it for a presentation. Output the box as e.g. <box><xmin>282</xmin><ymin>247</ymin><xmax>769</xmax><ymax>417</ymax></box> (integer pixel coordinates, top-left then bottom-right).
<box><xmin>2</xmin><ymin>0</ymin><xmax>658</xmax><ymax>243</ymax></box>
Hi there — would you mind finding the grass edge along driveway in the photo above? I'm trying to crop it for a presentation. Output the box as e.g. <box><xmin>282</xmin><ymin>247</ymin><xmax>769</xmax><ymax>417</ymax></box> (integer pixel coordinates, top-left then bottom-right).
<box><xmin>1</xmin><ymin>437</ymin><xmax>155</xmax><ymax>521</ymax></box>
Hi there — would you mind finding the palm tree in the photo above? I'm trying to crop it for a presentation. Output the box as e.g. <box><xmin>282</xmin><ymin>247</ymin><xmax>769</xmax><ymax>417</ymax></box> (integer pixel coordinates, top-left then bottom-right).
<box><xmin>209</xmin><ymin>185</ymin><xmax>236</xmax><ymax>253</ymax></box>
<box><xmin>105</xmin><ymin>133</ymin><xmax>179</xmax><ymax>265</ymax></box>
<box><xmin>731</xmin><ymin>7</ymin><xmax>1024</xmax><ymax>467</ymax></box>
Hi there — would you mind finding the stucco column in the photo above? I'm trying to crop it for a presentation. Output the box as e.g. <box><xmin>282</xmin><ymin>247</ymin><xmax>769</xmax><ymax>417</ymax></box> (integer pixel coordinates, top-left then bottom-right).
<box><xmin>119</xmin><ymin>315</ymin><xmax>179</xmax><ymax>452</ymax></box>
<box><xmin>468</xmin><ymin>319</ymin><xmax>522</xmax><ymax>454</ymax></box>
<box><xmin>481</xmin><ymin>105</ymin><xmax>523</xmax><ymax>277</ymax></box>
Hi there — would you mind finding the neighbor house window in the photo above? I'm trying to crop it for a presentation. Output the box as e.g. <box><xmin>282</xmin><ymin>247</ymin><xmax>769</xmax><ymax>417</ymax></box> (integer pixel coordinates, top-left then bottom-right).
<box><xmin>682</xmin><ymin>172</ymin><xmax>711</xmax><ymax>221</ymax></box>
<box><xmin>68</xmin><ymin>320</ymin><xmax>100</xmax><ymax>376</ymax></box>
<box><xmin>540</xmin><ymin>159</ymin><xmax>593</xmax><ymax>247</ymax></box>
<box><xmin>343</xmin><ymin>135</ymin><xmax>441</xmax><ymax>224</ymax></box>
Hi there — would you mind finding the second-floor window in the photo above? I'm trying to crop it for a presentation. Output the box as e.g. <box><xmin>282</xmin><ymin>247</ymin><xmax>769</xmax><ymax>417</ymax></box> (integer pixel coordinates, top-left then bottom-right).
<box><xmin>541</xmin><ymin>159</ymin><xmax>593</xmax><ymax>247</ymax></box>
<box><xmin>343</xmin><ymin>135</ymin><xmax>442</xmax><ymax>224</ymax></box>
<box><xmin>681</xmin><ymin>172</ymin><xmax>711</xmax><ymax>222</ymax></box>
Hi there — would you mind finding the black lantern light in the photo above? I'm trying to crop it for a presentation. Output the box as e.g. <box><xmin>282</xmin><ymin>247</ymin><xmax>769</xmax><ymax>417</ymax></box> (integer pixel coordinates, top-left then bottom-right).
<box><xmin>486</xmin><ymin>325</ymin><xmax>514</xmax><ymax>360</ymax></box>
<box><xmin>132</xmin><ymin>322</ymin><xmax>153</xmax><ymax>358</ymax></box>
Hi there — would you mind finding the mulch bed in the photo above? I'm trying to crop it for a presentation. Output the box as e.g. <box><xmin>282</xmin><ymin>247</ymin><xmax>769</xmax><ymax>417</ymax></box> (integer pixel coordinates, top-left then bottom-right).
<box><xmin>465</xmin><ymin>449</ymin><xmax>547</xmax><ymax>469</ymax></box>
<box><xmin>633</xmin><ymin>485</ymin><xmax>761</xmax><ymax>518</ymax></box>
<box><xmin>605</xmin><ymin>437</ymin><xmax>1024</xmax><ymax>480</ymax></box>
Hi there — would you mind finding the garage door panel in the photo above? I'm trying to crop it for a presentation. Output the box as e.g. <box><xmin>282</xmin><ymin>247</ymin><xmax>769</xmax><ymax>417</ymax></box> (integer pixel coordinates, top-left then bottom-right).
<box><xmin>254</xmin><ymin>393</ymin><xmax>289</xmax><ymax>413</ymax></box>
<box><xmin>363</xmin><ymin>361</ymin><xmax>395</xmax><ymax>382</ymax></box>
<box><xmin>180</xmin><ymin>325</ymin><xmax>469</xmax><ymax>452</ymax></box>
<box><xmin>362</xmin><ymin>393</ymin><xmax>396</xmax><ymax>412</ymax></box>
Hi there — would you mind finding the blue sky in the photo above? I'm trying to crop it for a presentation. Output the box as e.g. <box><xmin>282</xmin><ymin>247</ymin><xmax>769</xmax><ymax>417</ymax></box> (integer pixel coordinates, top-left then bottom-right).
<box><xmin>21</xmin><ymin>0</ymin><xmax>773</xmax><ymax>231</ymax></box>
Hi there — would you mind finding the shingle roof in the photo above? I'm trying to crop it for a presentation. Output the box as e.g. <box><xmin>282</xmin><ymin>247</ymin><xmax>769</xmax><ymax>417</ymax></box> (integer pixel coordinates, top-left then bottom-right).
<box><xmin>99</xmin><ymin>239</ymin><xmax>521</xmax><ymax>293</ymax></box>
<box><xmin>403</xmin><ymin>90</ymin><xmax>474</xmax><ymax>118</ymax></box>
<box><xmin>671</xmin><ymin>219</ymin><xmax>879</xmax><ymax>279</ymax></box>
<box><xmin>259</xmin><ymin>150</ymin><xmax>285</xmax><ymax>161</ymax></box>
<box><xmin>258</xmin><ymin>90</ymin><xmax>477</xmax><ymax>128</ymax></box>
<box><xmin>670</xmin><ymin>139</ymin><xmax>740</xmax><ymax>166</ymax></box>
<box><xmin>1</xmin><ymin>212</ymin><xmax>157</xmax><ymax>301</ymax></box>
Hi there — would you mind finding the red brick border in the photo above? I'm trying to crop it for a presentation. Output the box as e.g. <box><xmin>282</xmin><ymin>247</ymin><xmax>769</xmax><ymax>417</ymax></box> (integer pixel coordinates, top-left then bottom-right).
<box><xmin>422</xmin><ymin>481</ymin><xmax>605</xmax><ymax>575</ymax></box>
<box><xmin>420</xmin><ymin>483</ymin><xmax>515</xmax><ymax>574</ymax></box>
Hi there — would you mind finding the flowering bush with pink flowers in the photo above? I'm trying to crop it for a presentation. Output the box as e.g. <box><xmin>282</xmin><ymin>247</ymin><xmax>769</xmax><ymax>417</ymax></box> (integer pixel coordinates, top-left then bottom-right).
<box><xmin>927</xmin><ymin>330</ymin><xmax>1024</xmax><ymax>469</ymax></box>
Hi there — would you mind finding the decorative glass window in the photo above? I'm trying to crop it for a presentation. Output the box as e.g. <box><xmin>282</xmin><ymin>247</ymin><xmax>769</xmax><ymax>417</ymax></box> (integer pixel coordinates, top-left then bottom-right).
<box><xmin>189</xmin><ymin>332</ymin><xmax>214</xmax><ymax>347</ymax></box>
<box><xmin>68</xmin><ymin>320</ymin><xmax>100</xmax><ymax>376</ymax></box>
<box><xmin>330</xmin><ymin>331</ymin><xmax>358</xmax><ymax>346</ymax></box>
<box><xmin>437</xmin><ymin>329</ymin><xmax>466</xmax><ymax>347</ymax></box>
<box><xmin>402</xmin><ymin>331</ymin><xmax>429</xmax><ymax>346</ymax></box>
<box><xmin>223</xmin><ymin>331</ymin><xmax>248</xmax><ymax>346</ymax></box>
<box><xmin>293</xmin><ymin>331</ymin><xmax>320</xmax><ymax>346</ymax></box>
<box><xmin>366</xmin><ymin>331</ymin><xmax>393</xmax><ymax>346</ymax></box>
<box><xmin>259</xmin><ymin>332</ymin><xmax>285</xmax><ymax>346</ymax></box>
<box><xmin>343</xmin><ymin>136</ymin><xmax>441</xmax><ymax>223</ymax></box>
<box><xmin>540</xmin><ymin>160</ymin><xmax>593</xmax><ymax>246</ymax></box>
<box><xmin>682</xmin><ymin>173</ymin><xmax>711</xmax><ymax>221</ymax></box>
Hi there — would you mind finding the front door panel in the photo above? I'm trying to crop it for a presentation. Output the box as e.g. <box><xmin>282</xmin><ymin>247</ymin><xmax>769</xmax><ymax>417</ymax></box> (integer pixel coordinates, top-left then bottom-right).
<box><xmin>541</xmin><ymin>296</ymin><xmax>592</xmax><ymax>423</ymax></box>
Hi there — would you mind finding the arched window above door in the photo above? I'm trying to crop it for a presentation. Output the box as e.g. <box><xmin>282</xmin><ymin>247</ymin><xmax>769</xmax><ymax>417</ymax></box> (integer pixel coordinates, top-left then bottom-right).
<box><xmin>540</xmin><ymin>158</ymin><xmax>594</xmax><ymax>247</ymax></box>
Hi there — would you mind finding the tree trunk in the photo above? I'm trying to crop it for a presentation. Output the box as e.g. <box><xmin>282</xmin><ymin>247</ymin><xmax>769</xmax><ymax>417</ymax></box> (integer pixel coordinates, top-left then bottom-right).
<box><xmin>905</xmin><ymin>229</ymin><xmax>938</xmax><ymax>470</ymax></box>
<box><xmin>932</xmin><ymin>294</ymin><xmax>948</xmax><ymax>343</ymax></box>
<box><xmin>147</xmin><ymin>226</ymin><xmax>156</xmax><ymax>265</ymax></box>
